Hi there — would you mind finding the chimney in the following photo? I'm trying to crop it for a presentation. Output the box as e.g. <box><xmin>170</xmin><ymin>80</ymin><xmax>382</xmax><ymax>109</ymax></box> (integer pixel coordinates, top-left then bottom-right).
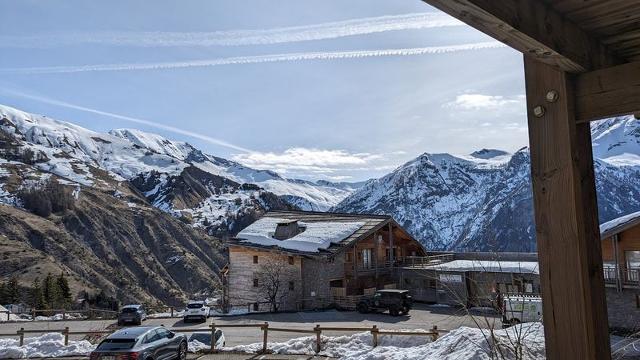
<box><xmin>274</xmin><ymin>220</ymin><xmax>303</xmax><ymax>240</ymax></box>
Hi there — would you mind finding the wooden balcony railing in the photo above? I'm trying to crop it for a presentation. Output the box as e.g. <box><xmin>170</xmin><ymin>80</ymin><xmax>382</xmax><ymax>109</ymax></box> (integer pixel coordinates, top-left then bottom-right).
<box><xmin>603</xmin><ymin>267</ymin><xmax>640</xmax><ymax>288</ymax></box>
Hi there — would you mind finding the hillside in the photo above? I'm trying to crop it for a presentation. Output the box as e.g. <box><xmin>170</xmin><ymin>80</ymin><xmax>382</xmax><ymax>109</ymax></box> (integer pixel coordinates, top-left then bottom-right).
<box><xmin>0</xmin><ymin>104</ymin><xmax>362</xmax><ymax>305</ymax></box>
<box><xmin>334</xmin><ymin>116</ymin><xmax>640</xmax><ymax>251</ymax></box>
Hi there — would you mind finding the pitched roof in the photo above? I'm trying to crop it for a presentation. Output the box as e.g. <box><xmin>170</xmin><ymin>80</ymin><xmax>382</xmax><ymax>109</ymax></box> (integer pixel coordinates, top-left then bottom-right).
<box><xmin>231</xmin><ymin>210</ymin><xmax>409</xmax><ymax>255</ymax></box>
<box><xmin>600</xmin><ymin>211</ymin><xmax>640</xmax><ymax>239</ymax></box>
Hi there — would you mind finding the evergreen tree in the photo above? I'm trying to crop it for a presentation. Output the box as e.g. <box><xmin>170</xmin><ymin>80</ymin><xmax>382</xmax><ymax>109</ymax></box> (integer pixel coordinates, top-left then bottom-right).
<box><xmin>0</xmin><ymin>282</ymin><xmax>7</xmax><ymax>304</ymax></box>
<box><xmin>30</xmin><ymin>278</ymin><xmax>46</xmax><ymax>311</ymax></box>
<box><xmin>42</xmin><ymin>273</ymin><xmax>61</xmax><ymax>308</ymax></box>
<box><xmin>56</xmin><ymin>272</ymin><xmax>72</xmax><ymax>306</ymax></box>
<box><xmin>6</xmin><ymin>277</ymin><xmax>20</xmax><ymax>303</ymax></box>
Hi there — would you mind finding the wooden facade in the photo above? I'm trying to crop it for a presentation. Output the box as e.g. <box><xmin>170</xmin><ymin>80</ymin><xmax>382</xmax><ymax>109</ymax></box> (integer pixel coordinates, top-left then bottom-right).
<box><xmin>601</xmin><ymin>215</ymin><xmax>640</xmax><ymax>291</ymax></box>
<box><xmin>226</xmin><ymin>211</ymin><xmax>426</xmax><ymax>311</ymax></box>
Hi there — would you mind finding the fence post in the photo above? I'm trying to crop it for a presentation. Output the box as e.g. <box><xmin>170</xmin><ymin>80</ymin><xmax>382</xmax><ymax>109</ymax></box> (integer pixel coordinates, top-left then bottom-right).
<box><xmin>430</xmin><ymin>325</ymin><xmax>439</xmax><ymax>341</ymax></box>
<box><xmin>62</xmin><ymin>309</ymin><xmax>66</xmax><ymax>321</ymax></box>
<box><xmin>371</xmin><ymin>325</ymin><xmax>378</xmax><ymax>347</ymax></box>
<box><xmin>314</xmin><ymin>324</ymin><xmax>322</xmax><ymax>353</ymax></box>
<box><xmin>18</xmin><ymin>328</ymin><xmax>24</xmax><ymax>346</ymax></box>
<box><xmin>64</xmin><ymin>327</ymin><xmax>69</xmax><ymax>345</ymax></box>
<box><xmin>210</xmin><ymin>322</ymin><xmax>216</xmax><ymax>353</ymax></box>
<box><xmin>170</xmin><ymin>307</ymin><xmax>174</xmax><ymax>318</ymax></box>
<box><xmin>261</xmin><ymin>322</ymin><xmax>268</xmax><ymax>354</ymax></box>
<box><xmin>32</xmin><ymin>309</ymin><xmax>36</xmax><ymax>320</ymax></box>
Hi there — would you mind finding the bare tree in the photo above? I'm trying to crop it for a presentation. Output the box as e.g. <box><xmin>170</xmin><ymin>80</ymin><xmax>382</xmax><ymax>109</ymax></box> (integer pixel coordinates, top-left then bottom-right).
<box><xmin>256</xmin><ymin>255</ymin><xmax>297</xmax><ymax>312</ymax></box>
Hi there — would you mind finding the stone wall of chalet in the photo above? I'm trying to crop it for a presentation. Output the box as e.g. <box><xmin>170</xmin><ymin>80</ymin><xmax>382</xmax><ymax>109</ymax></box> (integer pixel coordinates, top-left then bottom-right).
<box><xmin>300</xmin><ymin>253</ymin><xmax>346</xmax><ymax>308</ymax></box>
<box><xmin>227</xmin><ymin>246</ymin><xmax>302</xmax><ymax>312</ymax></box>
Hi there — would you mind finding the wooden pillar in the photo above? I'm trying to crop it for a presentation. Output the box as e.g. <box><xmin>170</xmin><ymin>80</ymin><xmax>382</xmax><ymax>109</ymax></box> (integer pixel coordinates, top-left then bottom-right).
<box><xmin>613</xmin><ymin>234</ymin><xmax>622</xmax><ymax>292</ymax></box>
<box><xmin>524</xmin><ymin>56</ymin><xmax>610</xmax><ymax>360</ymax></box>
<box><xmin>388</xmin><ymin>223</ymin><xmax>394</xmax><ymax>267</ymax></box>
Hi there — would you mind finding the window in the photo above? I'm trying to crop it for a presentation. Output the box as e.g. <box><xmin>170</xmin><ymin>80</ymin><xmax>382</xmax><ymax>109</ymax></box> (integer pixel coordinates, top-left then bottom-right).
<box><xmin>289</xmin><ymin>281</ymin><xmax>295</xmax><ymax>291</ymax></box>
<box><xmin>288</xmin><ymin>256</ymin><xmax>294</xmax><ymax>265</ymax></box>
<box><xmin>253</xmin><ymin>255</ymin><xmax>258</xmax><ymax>264</ymax></box>
<box><xmin>253</xmin><ymin>303</ymin><xmax>259</xmax><ymax>311</ymax></box>
<box><xmin>362</xmin><ymin>249</ymin><xmax>372</xmax><ymax>269</ymax></box>
<box><xmin>253</xmin><ymin>278</ymin><xmax>259</xmax><ymax>287</ymax></box>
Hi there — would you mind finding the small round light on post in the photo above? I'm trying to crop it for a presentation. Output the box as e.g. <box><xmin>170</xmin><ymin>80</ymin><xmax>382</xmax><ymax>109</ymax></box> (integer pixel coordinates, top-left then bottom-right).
<box><xmin>533</xmin><ymin>105</ymin><xmax>546</xmax><ymax>118</ymax></box>
<box><xmin>546</xmin><ymin>90</ymin><xmax>559</xmax><ymax>103</ymax></box>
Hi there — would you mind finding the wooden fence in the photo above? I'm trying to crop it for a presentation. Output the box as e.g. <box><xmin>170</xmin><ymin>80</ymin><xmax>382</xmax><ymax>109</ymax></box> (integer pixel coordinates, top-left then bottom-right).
<box><xmin>0</xmin><ymin>322</ymin><xmax>444</xmax><ymax>355</ymax></box>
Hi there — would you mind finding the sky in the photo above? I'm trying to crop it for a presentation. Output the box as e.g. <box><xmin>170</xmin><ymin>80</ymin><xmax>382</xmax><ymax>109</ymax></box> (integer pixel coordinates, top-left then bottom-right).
<box><xmin>0</xmin><ymin>0</ymin><xmax>528</xmax><ymax>182</ymax></box>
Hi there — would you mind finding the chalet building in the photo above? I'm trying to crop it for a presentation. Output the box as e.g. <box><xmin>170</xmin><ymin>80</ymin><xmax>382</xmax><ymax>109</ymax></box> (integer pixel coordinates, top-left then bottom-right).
<box><xmin>600</xmin><ymin>212</ymin><xmax>640</xmax><ymax>330</ymax></box>
<box><xmin>399</xmin><ymin>252</ymin><xmax>540</xmax><ymax>307</ymax></box>
<box><xmin>225</xmin><ymin>211</ymin><xmax>426</xmax><ymax>312</ymax></box>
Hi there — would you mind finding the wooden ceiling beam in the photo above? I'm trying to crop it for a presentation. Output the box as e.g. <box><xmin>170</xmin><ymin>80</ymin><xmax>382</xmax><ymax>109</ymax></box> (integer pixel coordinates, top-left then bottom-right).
<box><xmin>575</xmin><ymin>61</ymin><xmax>640</xmax><ymax>122</ymax></box>
<box><xmin>422</xmin><ymin>0</ymin><xmax>621</xmax><ymax>73</ymax></box>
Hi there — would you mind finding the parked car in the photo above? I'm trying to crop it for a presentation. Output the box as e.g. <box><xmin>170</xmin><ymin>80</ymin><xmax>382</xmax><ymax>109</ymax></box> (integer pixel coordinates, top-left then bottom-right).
<box><xmin>90</xmin><ymin>326</ymin><xmax>187</xmax><ymax>360</ymax></box>
<box><xmin>356</xmin><ymin>289</ymin><xmax>413</xmax><ymax>316</ymax></box>
<box><xmin>183</xmin><ymin>300</ymin><xmax>210</xmax><ymax>323</ymax></box>
<box><xmin>502</xmin><ymin>295</ymin><xmax>543</xmax><ymax>326</ymax></box>
<box><xmin>118</xmin><ymin>305</ymin><xmax>147</xmax><ymax>326</ymax></box>
<box><xmin>188</xmin><ymin>329</ymin><xmax>225</xmax><ymax>349</ymax></box>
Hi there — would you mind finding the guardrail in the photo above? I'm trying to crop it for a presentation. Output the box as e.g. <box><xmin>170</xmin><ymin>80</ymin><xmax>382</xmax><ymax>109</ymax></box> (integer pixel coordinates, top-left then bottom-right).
<box><xmin>0</xmin><ymin>322</ymin><xmax>445</xmax><ymax>355</ymax></box>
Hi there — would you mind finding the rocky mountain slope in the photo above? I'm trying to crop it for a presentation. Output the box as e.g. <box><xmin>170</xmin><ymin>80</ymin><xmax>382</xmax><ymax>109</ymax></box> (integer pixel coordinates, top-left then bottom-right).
<box><xmin>334</xmin><ymin>116</ymin><xmax>640</xmax><ymax>251</ymax></box>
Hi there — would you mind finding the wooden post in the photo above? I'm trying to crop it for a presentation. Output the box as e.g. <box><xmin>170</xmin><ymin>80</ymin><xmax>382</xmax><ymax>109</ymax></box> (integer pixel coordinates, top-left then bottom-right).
<box><xmin>31</xmin><ymin>309</ymin><xmax>36</xmax><ymax>320</ymax></box>
<box><xmin>262</xmin><ymin>322</ymin><xmax>268</xmax><ymax>354</ymax></box>
<box><xmin>63</xmin><ymin>327</ymin><xmax>69</xmax><ymax>345</ymax></box>
<box><xmin>210</xmin><ymin>322</ymin><xmax>216</xmax><ymax>353</ymax></box>
<box><xmin>613</xmin><ymin>234</ymin><xmax>622</xmax><ymax>292</ymax></box>
<box><xmin>62</xmin><ymin>309</ymin><xmax>66</xmax><ymax>321</ymax></box>
<box><xmin>388</xmin><ymin>223</ymin><xmax>394</xmax><ymax>270</ymax></box>
<box><xmin>314</xmin><ymin>324</ymin><xmax>321</xmax><ymax>353</ymax></box>
<box><xmin>525</xmin><ymin>56</ymin><xmax>611</xmax><ymax>360</ymax></box>
<box><xmin>430</xmin><ymin>325</ymin><xmax>438</xmax><ymax>341</ymax></box>
<box><xmin>18</xmin><ymin>328</ymin><xmax>24</xmax><ymax>346</ymax></box>
<box><xmin>170</xmin><ymin>307</ymin><xmax>174</xmax><ymax>318</ymax></box>
<box><xmin>371</xmin><ymin>325</ymin><xmax>378</xmax><ymax>347</ymax></box>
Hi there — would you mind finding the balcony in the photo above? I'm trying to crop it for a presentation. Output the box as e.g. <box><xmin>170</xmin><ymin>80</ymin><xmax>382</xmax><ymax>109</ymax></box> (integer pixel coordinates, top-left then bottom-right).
<box><xmin>603</xmin><ymin>267</ymin><xmax>640</xmax><ymax>288</ymax></box>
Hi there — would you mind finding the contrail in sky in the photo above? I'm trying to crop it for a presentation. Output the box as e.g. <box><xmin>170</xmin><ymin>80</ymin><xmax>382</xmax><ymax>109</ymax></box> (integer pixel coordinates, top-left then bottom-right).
<box><xmin>0</xmin><ymin>12</ymin><xmax>463</xmax><ymax>48</ymax></box>
<box><xmin>0</xmin><ymin>41</ymin><xmax>506</xmax><ymax>74</ymax></box>
<box><xmin>0</xmin><ymin>89</ymin><xmax>253</xmax><ymax>153</ymax></box>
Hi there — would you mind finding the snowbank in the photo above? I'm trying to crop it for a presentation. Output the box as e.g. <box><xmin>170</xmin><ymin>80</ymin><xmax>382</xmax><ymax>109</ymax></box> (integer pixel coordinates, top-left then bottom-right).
<box><xmin>225</xmin><ymin>323</ymin><xmax>545</xmax><ymax>360</ymax></box>
<box><xmin>236</xmin><ymin>217</ymin><xmax>364</xmax><ymax>252</ymax></box>
<box><xmin>0</xmin><ymin>333</ymin><xmax>96</xmax><ymax>359</ymax></box>
<box><xmin>188</xmin><ymin>339</ymin><xmax>210</xmax><ymax>353</ymax></box>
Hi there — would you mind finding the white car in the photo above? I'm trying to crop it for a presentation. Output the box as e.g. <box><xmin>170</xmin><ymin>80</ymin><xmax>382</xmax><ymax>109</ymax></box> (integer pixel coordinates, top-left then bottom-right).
<box><xmin>183</xmin><ymin>300</ymin><xmax>210</xmax><ymax>323</ymax></box>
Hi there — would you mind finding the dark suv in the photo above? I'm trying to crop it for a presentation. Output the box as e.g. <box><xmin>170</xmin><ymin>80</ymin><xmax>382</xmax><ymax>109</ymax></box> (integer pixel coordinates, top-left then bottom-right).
<box><xmin>356</xmin><ymin>289</ymin><xmax>413</xmax><ymax>316</ymax></box>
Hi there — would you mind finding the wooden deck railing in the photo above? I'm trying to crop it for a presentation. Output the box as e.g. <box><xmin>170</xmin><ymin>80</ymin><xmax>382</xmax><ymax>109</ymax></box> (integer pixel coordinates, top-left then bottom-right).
<box><xmin>0</xmin><ymin>322</ymin><xmax>445</xmax><ymax>354</ymax></box>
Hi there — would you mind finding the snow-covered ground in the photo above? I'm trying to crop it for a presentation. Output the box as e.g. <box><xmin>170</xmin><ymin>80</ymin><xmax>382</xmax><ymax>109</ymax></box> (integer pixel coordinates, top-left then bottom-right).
<box><xmin>0</xmin><ymin>333</ymin><xmax>96</xmax><ymax>359</ymax></box>
<box><xmin>225</xmin><ymin>323</ymin><xmax>546</xmax><ymax>359</ymax></box>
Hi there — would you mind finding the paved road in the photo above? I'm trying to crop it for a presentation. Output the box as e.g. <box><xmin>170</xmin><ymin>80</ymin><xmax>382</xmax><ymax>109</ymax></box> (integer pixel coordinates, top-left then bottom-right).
<box><xmin>0</xmin><ymin>304</ymin><xmax>500</xmax><ymax>346</ymax></box>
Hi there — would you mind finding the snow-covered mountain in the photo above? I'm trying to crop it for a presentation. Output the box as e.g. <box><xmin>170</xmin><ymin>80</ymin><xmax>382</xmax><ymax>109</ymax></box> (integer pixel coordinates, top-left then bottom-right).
<box><xmin>334</xmin><ymin>116</ymin><xmax>640</xmax><ymax>251</ymax></box>
<box><xmin>0</xmin><ymin>104</ymin><xmax>361</xmax><ymax>236</ymax></box>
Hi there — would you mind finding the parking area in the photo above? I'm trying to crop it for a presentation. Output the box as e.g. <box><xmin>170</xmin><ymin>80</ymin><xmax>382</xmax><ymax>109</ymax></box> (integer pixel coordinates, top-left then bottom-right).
<box><xmin>0</xmin><ymin>304</ymin><xmax>500</xmax><ymax>346</ymax></box>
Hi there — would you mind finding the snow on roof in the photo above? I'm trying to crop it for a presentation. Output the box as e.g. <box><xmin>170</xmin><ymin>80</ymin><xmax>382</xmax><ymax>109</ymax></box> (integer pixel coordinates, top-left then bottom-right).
<box><xmin>424</xmin><ymin>260</ymin><xmax>539</xmax><ymax>274</ymax></box>
<box><xmin>600</xmin><ymin>211</ymin><xmax>640</xmax><ymax>238</ymax></box>
<box><xmin>236</xmin><ymin>217</ymin><xmax>365</xmax><ymax>253</ymax></box>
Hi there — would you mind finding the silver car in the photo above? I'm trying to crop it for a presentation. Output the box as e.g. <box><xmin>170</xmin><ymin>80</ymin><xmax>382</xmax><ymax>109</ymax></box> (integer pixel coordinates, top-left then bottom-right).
<box><xmin>90</xmin><ymin>326</ymin><xmax>187</xmax><ymax>360</ymax></box>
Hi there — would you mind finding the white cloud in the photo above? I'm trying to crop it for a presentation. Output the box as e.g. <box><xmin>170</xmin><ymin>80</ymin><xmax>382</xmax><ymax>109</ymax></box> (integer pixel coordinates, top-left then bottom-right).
<box><xmin>230</xmin><ymin>148</ymin><xmax>406</xmax><ymax>179</ymax></box>
<box><xmin>444</xmin><ymin>94</ymin><xmax>526</xmax><ymax>111</ymax></box>
<box><xmin>0</xmin><ymin>12</ymin><xmax>463</xmax><ymax>48</ymax></box>
<box><xmin>0</xmin><ymin>42</ymin><xmax>506</xmax><ymax>75</ymax></box>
